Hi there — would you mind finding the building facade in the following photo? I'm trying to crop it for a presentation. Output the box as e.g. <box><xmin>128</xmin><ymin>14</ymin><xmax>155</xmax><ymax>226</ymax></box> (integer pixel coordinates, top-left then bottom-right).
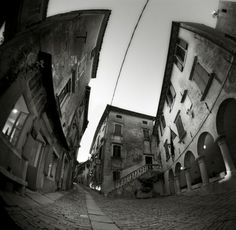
<box><xmin>74</xmin><ymin>160</ymin><xmax>91</xmax><ymax>186</ymax></box>
<box><xmin>153</xmin><ymin>1</ymin><xmax>236</xmax><ymax>195</ymax></box>
<box><xmin>89</xmin><ymin>105</ymin><xmax>162</xmax><ymax>195</ymax></box>
<box><xmin>0</xmin><ymin>4</ymin><xmax>110</xmax><ymax>193</ymax></box>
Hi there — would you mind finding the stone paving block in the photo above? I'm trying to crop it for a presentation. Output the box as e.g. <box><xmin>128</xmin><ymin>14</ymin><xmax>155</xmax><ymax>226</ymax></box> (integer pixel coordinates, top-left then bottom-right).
<box><xmin>91</xmin><ymin>222</ymin><xmax>120</xmax><ymax>230</ymax></box>
<box><xmin>89</xmin><ymin>214</ymin><xmax>113</xmax><ymax>223</ymax></box>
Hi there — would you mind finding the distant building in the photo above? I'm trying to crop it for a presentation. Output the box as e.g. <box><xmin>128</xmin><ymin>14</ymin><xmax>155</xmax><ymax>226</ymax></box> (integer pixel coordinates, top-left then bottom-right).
<box><xmin>153</xmin><ymin>1</ymin><xmax>236</xmax><ymax>195</ymax></box>
<box><xmin>0</xmin><ymin>4</ymin><xmax>110</xmax><ymax>193</ymax></box>
<box><xmin>89</xmin><ymin>105</ymin><xmax>162</xmax><ymax>196</ymax></box>
<box><xmin>74</xmin><ymin>160</ymin><xmax>91</xmax><ymax>186</ymax></box>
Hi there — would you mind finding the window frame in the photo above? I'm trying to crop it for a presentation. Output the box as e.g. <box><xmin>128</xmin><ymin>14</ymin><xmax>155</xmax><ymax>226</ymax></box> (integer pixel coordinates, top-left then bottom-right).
<box><xmin>57</xmin><ymin>79</ymin><xmax>72</xmax><ymax>106</ymax></box>
<box><xmin>160</xmin><ymin>114</ymin><xmax>166</xmax><ymax>130</ymax></box>
<box><xmin>112</xmin><ymin>144</ymin><xmax>122</xmax><ymax>159</ymax></box>
<box><xmin>174</xmin><ymin>111</ymin><xmax>186</xmax><ymax>141</ymax></box>
<box><xmin>113</xmin><ymin>123</ymin><xmax>122</xmax><ymax>136</ymax></box>
<box><xmin>166</xmin><ymin>82</ymin><xmax>176</xmax><ymax>110</ymax></box>
<box><xmin>189</xmin><ymin>56</ymin><xmax>214</xmax><ymax>101</ymax></box>
<box><xmin>174</xmin><ymin>38</ymin><xmax>188</xmax><ymax>72</ymax></box>
<box><xmin>2</xmin><ymin>96</ymin><xmax>29</xmax><ymax>146</ymax></box>
<box><xmin>143</xmin><ymin>128</ymin><xmax>150</xmax><ymax>140</ymax></box>
<box><xmin>164</xmin><ymin>140</ymin><xmax>170</xmax><ymax>162</ymax></box>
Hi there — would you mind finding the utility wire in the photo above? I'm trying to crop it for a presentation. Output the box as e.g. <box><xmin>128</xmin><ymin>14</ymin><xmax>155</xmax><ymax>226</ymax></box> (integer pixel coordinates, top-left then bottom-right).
<box><xmin>110</xmin><ymin>0</ymin><xmax>150</xmax><ymax>105</ymax></box>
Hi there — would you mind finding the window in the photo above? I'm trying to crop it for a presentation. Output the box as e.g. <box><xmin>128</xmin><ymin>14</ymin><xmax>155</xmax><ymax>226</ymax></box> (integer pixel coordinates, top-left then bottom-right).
<box><xmin>159</xmin><ymin>123</ymin><xmax>163</xmax><ymax>136</ymax></box>
<box><xmin>58</xmin><ymin>79</ymin><xmax>71</xmax><ymax>105</ymax></box>
<box><xmin>174</xmin><ymin>38</ymin><xmax>188</xmax><ymax>71</ymax></box>
<box><xmin>0</xmin><ymin>21</ymin><xmax>5</xmax><ymax>45</ymax></box>
<box><xmin>142</xmin><ymin>120</ymin><xmax>148</xmax><ymax>124</ymax></box>
<box><xmin>189</xmin><ymin>56</ymin><xmax>214</xmax><ymax>101</ymax></box>
<box><xmin>166</xmin><ymin>83</ymin><xmax>176</xmax><ymax>108</ymax></box>
<box><xmin>113</xmin><ymin>170</ymin><xmax>120</xmax><ymax>181</ymax></box>
<box><xmin>144</xmin><ymin>140</ymin><xmax>151</xmax><ymax>154</ymax></box>
<box><xmin>71</xmin><ymin>70</ymin><xmax>76</xmax><ymax>93</ymax></box>
<box><xmin>113</xmin><ymin>144</ymin><xmax>121</xmax><ymax>158</ymax></box>
<box><xmin>164</xmin><ymin>140</ymin><xmax>170</xmax><ymax>161</ymax></box>
<box><xmin>143</xmin><ymin>129</ymin><xmax>150</xmax><ymax>140</ymax></box>
<box><xmin>116</xmin><ymin>114</ymin><xmax>122</xmax><ymax>119</ymax></box>
<box><xmin>2</xmin><ymin>96</ymin><xmax>29</xmax><ymax>146</ymax></box>
<box><xmin>174</xmin><ymin>111</ymin><xmax>186</xmax><ymax>140</ymax></box>
<box><xmin>160</xmin><ymin>114</ymin><xmax>166</xmax><ymax>129</ymax></box>
<box><xmin>114</xmin><ymin>124</ymin><xmax>122</xmax><ymax>136</ymax></box>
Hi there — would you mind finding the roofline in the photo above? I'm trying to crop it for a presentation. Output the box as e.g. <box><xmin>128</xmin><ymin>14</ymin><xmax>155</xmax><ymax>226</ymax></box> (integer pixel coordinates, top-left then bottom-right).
<box><xmin>154</xmin><ymin>21</ymin><xmax>180</xmax><ymax>126</ymax></box>
<box><xmin>90</xmin><ymin>104</ymin><xmax>155</xmax><ymax>154</ymax></box>
<box><xmin>154</xmin><ymin>20</ymin><xmax>236</xmax><ymax>133</ymax></box>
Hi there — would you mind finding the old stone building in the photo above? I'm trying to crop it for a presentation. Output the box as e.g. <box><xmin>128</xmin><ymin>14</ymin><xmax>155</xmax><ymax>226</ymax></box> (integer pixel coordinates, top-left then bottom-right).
<box><xmin>74</xmin><ymin>160</ymin><xmax>91</xmax><ymax>186</ymax></box>
<box><xmin>0</xmin><ymin>1</ymin><xmax>110</xmax><ymax>193</ymax></box>
<box><xmin>153</xmin><ymin>1</ymin><xmax>236</xmax><ymax>195</ymax></box>
<box><xmin>89</xmin><ymin>105</ymin><xmax>162</xmax><ymax>196</ymax></box>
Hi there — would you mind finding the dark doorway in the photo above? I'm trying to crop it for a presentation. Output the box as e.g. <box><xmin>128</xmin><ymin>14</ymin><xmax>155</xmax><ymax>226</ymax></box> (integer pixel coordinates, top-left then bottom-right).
<box><xmin>145</xmin><ymin>156</ymin><xmax>153</xmax><ymax>165</ymax></box>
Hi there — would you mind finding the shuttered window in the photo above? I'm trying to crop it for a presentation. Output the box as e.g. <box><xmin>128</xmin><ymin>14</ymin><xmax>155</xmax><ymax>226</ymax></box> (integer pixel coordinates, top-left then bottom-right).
<box><xmin>58</xmin><ymin>79</ymin><xmax>71</xmax><ymax>105</ymax></box>
<box><xmin>164</xmin><ymin>140</ymin><xmax>170</xmax><ymax>161</ymax></box>
<box><xmin>174</xmin><ymin>38</ymin><xmax>188</xmax><ymax>72</ymax></box>
<box><xmin>113</xmin><ymin>145</ymin><xmax>121</xmax><ymax>158</ymax></box>
<box><xmin>166</xmin><ymin>83</ymin><xmax>176</xmax><ymax>107</ymax></box>
<box><xmin>190</xmin><ymin>56</ymin><xmax>214</xmax><ymax>100</ymax></box>
<box><xmin>143</xmin><ymin>129</ymin><xmax>150</xmax><ymax>140</ymax></box>
<box><xmin>174</xmin><ymin>111</ymin><xmax>186</xmax><ymax>140</ymax></box>
<box><xmin>160</xmin><ymin>114</ymin><xmax>166</xmax><ymax>129</ymax></box>
<box><xmin>114</xmin><ymin>124</ymin><xmax>122</xmax><ymax>136</ymax></box>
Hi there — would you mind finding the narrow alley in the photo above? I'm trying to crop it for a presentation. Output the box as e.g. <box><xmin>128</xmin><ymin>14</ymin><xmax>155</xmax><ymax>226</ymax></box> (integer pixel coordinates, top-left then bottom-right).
<box><xmin>2</xmin><ymin>184</ymin><xmax>236</xmax><ymax>230</ymax></box>
<box><xmin>1</xmin><ymin>1</ymin><xmax>236</xmax><ymax>230</ymax></box>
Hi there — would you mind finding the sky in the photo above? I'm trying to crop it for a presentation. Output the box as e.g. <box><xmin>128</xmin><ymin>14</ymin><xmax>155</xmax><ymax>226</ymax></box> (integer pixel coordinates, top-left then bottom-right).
<box><xmin>47</xmin><ymin>0</ymin><xmax>219</xmax><ymax>163</ymax></box>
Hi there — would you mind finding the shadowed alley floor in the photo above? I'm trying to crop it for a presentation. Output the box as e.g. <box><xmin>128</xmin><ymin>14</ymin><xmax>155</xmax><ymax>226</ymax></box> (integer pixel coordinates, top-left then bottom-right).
<box><xmin>1</xmin><ymin>184</ymin><xmax>236</xmax><ymax>230</ymax></box>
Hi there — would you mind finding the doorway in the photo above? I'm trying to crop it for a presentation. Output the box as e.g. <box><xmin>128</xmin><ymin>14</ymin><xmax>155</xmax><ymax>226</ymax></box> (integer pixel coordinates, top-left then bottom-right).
<box><xmin>145</xmin><ymin>156</ymin><xmax>153</xmax><ymax>165</ymax></box>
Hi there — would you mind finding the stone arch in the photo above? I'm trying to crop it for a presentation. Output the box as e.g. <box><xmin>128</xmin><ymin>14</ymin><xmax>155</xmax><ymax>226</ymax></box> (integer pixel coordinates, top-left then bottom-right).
<box><xmin>216</xmin><ymin>98</ymin><xmax>236</xmax><ymax>167</ymax></box>
<box><xmin>197</xmin><ymin>132</ymin><xmax>226</xmax><ymax>179</ymax></box>
<box><xmin>184</xmin><ymin>151</ymin><xmax>202</xmax><ymax>186</ymax></box>
<box><xmin>169</xmin><ymin>169</ymin><xmax>175</xmax><ymax>195</ymax></box>
<box><xmin>175</xmin><ymin>162</ymin><xmax>186</xmax><ymax>191</ymax></box>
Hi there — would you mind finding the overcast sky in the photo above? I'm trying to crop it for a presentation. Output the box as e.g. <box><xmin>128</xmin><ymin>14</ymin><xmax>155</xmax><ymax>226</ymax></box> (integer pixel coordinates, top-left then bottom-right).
<box><xmin>47</xmin><ymin>0</ymin><xmax>219</xmax><ymax>162</ymax></box>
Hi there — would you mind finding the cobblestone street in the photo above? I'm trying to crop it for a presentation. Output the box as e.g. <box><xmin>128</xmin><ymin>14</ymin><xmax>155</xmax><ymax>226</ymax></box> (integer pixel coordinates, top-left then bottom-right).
<box><xmin>1</xmin><ymin>184</ymin><xmax>236</xmax><ymax>230</ymax></box>
<box><xmin>89</xmin><ymin>188</ymin><xmax>236</xmax><ymax>230</ymax></box>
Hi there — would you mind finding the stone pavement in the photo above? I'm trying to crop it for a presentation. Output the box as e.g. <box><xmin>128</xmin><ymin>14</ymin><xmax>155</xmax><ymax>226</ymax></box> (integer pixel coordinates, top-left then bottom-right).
<box><xmin>1</xmin><ymin>185</ymin><xmax>91</xmax><ymax>230</ymax></box>
<box><xmin>0</xmin><ymin>184</ymin><xmax>120</xmax><ymax>230</ymax></box>
<box><xmin>89</xmin><ymin>188</ymin><xmax>236</xmax><ymax>230</ymax></box>
<box><xmin>83</xmin><ymin>188</ymin><xmax>119</xmax><ymax>230</ymax></box>
<box><xmin>1</xmin><ymin>184</ymin><xmax>236</xmax><ymax>230</ymax></box>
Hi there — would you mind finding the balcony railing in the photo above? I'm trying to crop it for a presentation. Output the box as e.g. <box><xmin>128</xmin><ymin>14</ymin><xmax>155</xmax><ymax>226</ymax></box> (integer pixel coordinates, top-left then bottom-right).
<box><xmin>113</xmin><ymin>164</ymin><xmax>161</xmax><ymax>190</ymax></box>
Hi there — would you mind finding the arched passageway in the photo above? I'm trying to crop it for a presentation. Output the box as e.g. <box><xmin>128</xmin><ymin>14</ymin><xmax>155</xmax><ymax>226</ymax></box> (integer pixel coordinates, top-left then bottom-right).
<box><xmin>175</xmin><ymin>162</ymin><xmax>186</xmax><ymax>191</ymax></box>
<box><xmin>169</xmin><ymin>169</ymin><xmax>175</xmax><ymax>195</ymax></box>
<box><xmin>184</xmin><ymin>151</ymin><xmax>202</xmax><ymax>186</ymax></box>
<box><xmin>198</xmin><ymin>132</ymin><xmax>226</xmax><ymax>179</ymax></box>
<box><xmin>216</xmin><ymin>98</ymin><xmax>236</xmax><ymax>168</ymax></box>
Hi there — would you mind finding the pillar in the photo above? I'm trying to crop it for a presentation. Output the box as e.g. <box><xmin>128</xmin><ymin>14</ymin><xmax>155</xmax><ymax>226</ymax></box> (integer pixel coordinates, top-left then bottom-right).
<box><xmin>184</xmin><ymin>168</ymin><xmax>192</xmax><ymax>191</ymax></box>
<box><xmin>164</xmin><ymin>171</ymin><xmax>170</xmax><ymax>195</ymax></box>
<box><xmin>174</xmin><ymin>176</ymin><xmax>181</xmax><ymax>194</ymax></box>
<box><xmin>216</xmin><ymin>135</ymin><xmax>236</xmax><ymax>176</ymax></box>
<box><xmin>197</xmin><ymin>155</ymin><xmax>209</xmax><ymax>185</ymax></box>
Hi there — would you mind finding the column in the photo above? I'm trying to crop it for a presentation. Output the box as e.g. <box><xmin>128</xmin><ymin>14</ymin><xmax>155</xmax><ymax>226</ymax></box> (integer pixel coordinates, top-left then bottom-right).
<box><xmin>184</xmin><ymin>168</ymin><xmax>192</xmax><ymax>191</ymax></box>
<box><xmin>197</xmin><ymin>155</ymin><xmax>209</xmax><ymax>185</ymax></box>
<box><xmin>164</xmin><ymin>171</ymin><xmax>170</xmax><ymax>195</ymax></box>
<box><xmin>216</xmin><ymin>135</ymin><xmax>236</xmax><ymax>176</ymax></box>
<box><xmin>174</xmin><ymin>176</ymin><xmax>181</xmax><ymax>194</ymax></box>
